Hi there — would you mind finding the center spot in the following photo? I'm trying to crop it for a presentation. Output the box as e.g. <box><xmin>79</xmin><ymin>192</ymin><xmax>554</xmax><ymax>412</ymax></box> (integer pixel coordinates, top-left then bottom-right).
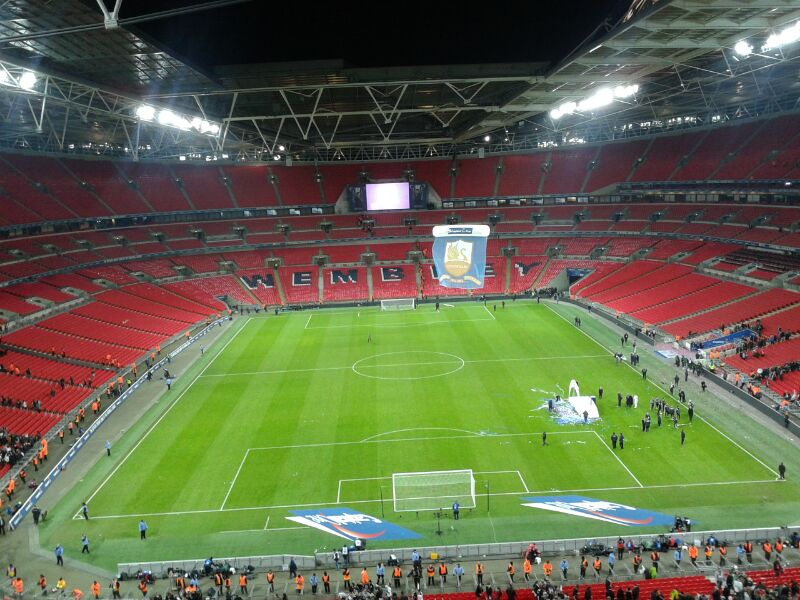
<box><xmin>352</xmin><ymin>351</ymin><xmax>465</xmax><ymax>380</ymax></box>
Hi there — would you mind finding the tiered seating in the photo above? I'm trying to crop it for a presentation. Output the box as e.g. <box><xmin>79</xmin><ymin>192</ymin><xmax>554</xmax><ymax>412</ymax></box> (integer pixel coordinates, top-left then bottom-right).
<box><xmin>172</xmin><ymin>164</ymin><xmax>233</xmax><ymax>210</ymax></box>
<box><xmin>4</xmin><ymin>155</ymin><xmax>111</xmax><ymax>217</ymax></box>
<box><xmin>117</xmin><ymin>162</ymin><xmax>191</xmax><ymax>212</ymax></box>
<box><xmin>746</xmin><ymin>567</ymin><xmax>800</xmax><ymax>587</ymax></box>
<box><xmin>0</xmin><ymin>372</ymin><xmax>93</xmax><ymax>413</ymax></box>
<box><xmin>73</xmin><ymin>302</ymin><xmax>184</xmax><ymax>336</ymax></box>
<box><xmin>454</xmin><ymin>158</ymin><xmax>497</xmax><ymax>197</ymax></box>
<box><xmin>630</xmin><ymin>132</ymin><xmax>704</xmax><ymax>181</ymax></box>
<box><xmin>672</xmin><ymin>122</ymin><xmax>757</xmax><ymax>180</ymax></box>
<box><xmin>680</xmin><ymin>243</ymin><xmax>740</xmax><ymax>265</ymax></box>
<box><xmin>0</xmin><ymin>406</ymin><xmax>61</xmax><ymax>436</ymax></box>
<box><xmin>481</xmin><ymin>260</ymin><xmax>506</xmax><ymax>294</ymax></box>
<box><xmin>62</xmin><ymin>158</ymin><xmax>151</xmax><ymax>215</ymax></box>
<box><xmin>76</xmin><ymin>265</ymin><xmax>137</xmax><ymax>285</ymax></box>
<box><xmin>604</xmin><ymin>237</ymin><xmax>653</xmax><ymax>256</ymax></box>
<box><xmin>663</xmin><ymin>288</ymin><xmax>799</xmax><ymax>337</ymax></box>
<box><xmin>725</xmin><ymin>337</ymin><xmax>800</xmax><ymax>372</ymax></box>
<box><xmin>164</xmin><ymin>276</ymin><xmax>248</xmax><ymax>308</ymax></box>
<box><xmin>410</xmin><ymin>160</ymin><xmax>452</xmax><ymax>198</ymax></box>
<box><xmin>171</xmin><ymin>254</ymin><xmax>223</xmax><ymax>274</ymax></box>
<box><xmin>537</xmin><ymin>259</ymin><xmax>607</xmax><ymax>288</ymax></box>
<box><xmin>318</xmin><ymin>164</ymin><xmax>361</xmax><ymax>203</ymax></box>
<box><xmin>95</xmin><ymin>289</ymin><xmax>199</xmax><ymax>325</ymax></box>
<box><xmin>237</xmin><ymin>269</ymin><xmax>281</xmax><ymax>306</ymax></box>
<box><xmin>322</xmin><ymin>267</ymin><xmax>368</xmax><ymax>302</ymax></box>
<box><xmin>766</xmin><ymin>371</ymin><xmax>800</xmax><ymax>398</ymax></box>
<box><xmin>3</xmin><ymin>325</ymin><xmax>140</xmax><ymax>365</ymax></box>
<box><xmin>570</xmin><ymin>262</ymin><xmax>627</xmax><ymax>295</ymax></box>
<box><xmin>0</xmin><ymin>291</ymin><xmax>41</xmax><ymax>315</ymax></box>
<box><xmin>372</xmin><ymin>243</ymin><xmax>413</xmax><ymax>261</ymax></box>
<box><xmin>559</xmin><ymin>237</ymin><xmax>605</xmax><ymax>256</ymax></box>
<box><xmin>272</xmin><ymin>165</ymin><xmax>322</xmax><ymax>205</ymax></box>
<box><xmin>563</xmin><ymin>575</ymin><xmax>714</xmax><ymax>599</ymax></box>
<box><xmin>4</xmin><ymin>282</ymin><xmax>76</xmax><ymax>304</ymax></box>
<box><xmin>758</xmin><ymin>305</ymin><xmax>800</xmax><ymax>336</ymax></box>
<box><xmin>541</xmin><ymin>148</ymin><xmax>595</xmax><ymax>194</ymax></box>
<box><xmin>122</xmin><ymin>259</ymin><xmax>177</xmax><ymax>279</ymax></box>
<box><xmin>0</xmin><ymin>350</ymin><xmax>113</xmax><ymax>387</ymax></box>
<box><xmin>371</xmin><ymin>265</ymin><xmax>417</xmax><ymax>299</ymax></box>
<box><xmin>222</xmin><ymin>165</ymin><xmax>278</xmax><ymax>207</ymax></box>
<box><xmin>497</xmin><ymin>154</ymin><xmax>546</xmax><ymax>196</ymax></box>
<box><xmin>121</xmin><ymin>283</ymin><xmax>217</xmax><ymax>316</ymax></box>
<box><xmin>584</xmin><ymin>139</ymin><xmax>648</xmax><ymax>191</ymax></box>
<box><xmin>508</xmin><ymin>256</ymin><xmax>546</xmax><ymax>294</ymax></box>
<box><xmin>38</xmin><ymin>312</ymin><xmax>163</xmax><ymax>350</ymax></box>
<box><xmin>274</xmin><ymin>247</ymin><xmax>319</xmax><ymax>265</ymax></box>
<box><xmin>583</xmin><ymin>264</ymin><xmax>694</xmax><ymax>305</ymax></box>
<box><xmin>0</xmin><ymin>156</ymin><xmax>75</xmax><ymax>222</ymax></box>
<box><xmin>278</xmin><ymin>266</ymin><xmax>319</xmax><ymax>303</ymax></box>
<box><xmin>716</xmin><ymin>115</ymin><xmax>800</xmax><ymax>179</ymax></box>
<box><xmin>628</xmin><ymin>281</ymin><xmax>754</xmax><ymax>325</ymax></box>
<box><xmin>578</xmin><ymin>260</ymin><xmax>664</xmax><ymax>298</ymax></box>
<box><xmin>323</xmin><ymin>245</ymin><xmax>365</xmax><ymax>264</ymax></box>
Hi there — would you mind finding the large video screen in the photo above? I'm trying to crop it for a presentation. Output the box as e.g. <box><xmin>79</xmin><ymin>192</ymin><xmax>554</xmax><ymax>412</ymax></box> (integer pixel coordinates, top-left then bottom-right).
<box><xmin>366</xmin><ymin>182</ymin><xmax>410</xmax><ymax>211</ymax></box>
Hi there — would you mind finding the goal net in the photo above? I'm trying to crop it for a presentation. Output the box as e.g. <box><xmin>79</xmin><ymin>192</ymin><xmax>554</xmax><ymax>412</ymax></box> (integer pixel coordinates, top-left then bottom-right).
<box><xmin>392</xmin><ymin>469</ymin><xmax>476</xmax><ymax>512</ymax></box>
<box><xmin>380</xmin><ymin>298</ymin><xmax>416</xmax><ymax>311</ymax></box>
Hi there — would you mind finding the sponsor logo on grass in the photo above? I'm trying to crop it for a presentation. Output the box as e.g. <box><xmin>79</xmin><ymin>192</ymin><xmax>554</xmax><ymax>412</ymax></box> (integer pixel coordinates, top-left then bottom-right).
<box><xmin>521</xmin><ymin>495</ymin><xmax>674</xmax><ymax>527</ymax></box>
<box><xmin>287</xmin><ymin>508</ymin><xmax>422</xmax><ymax>541</ymax></box>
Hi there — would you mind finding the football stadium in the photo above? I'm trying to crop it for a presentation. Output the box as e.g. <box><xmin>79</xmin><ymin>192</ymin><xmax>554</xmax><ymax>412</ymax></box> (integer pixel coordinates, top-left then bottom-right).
<box><xmin>1</xmin><ymin>1</ymin><xmax>800</xmax><ymax>599</ymax></box>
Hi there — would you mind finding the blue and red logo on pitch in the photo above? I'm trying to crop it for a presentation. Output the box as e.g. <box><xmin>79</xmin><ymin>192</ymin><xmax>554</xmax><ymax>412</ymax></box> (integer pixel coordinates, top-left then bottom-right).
<box><xmin>521</xmin><ymin>495</ymin><xmax>675</xmax><ymax>527</ymax></box>
<box><xmin>287</xmin><ymin>508</ymin><xmax>421</xmax><ymax>541</ymax></box>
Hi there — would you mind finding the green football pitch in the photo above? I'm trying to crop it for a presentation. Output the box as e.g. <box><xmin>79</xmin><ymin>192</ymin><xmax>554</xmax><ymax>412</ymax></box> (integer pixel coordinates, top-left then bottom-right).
<box><xmin>40</xmin><ymin>301</ymin><xmax>800</xmax><ymax>570</ymax></box>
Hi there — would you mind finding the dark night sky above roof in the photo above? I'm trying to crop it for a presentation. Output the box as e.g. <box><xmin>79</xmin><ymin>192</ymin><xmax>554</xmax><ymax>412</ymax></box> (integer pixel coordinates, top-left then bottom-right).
<box><xmin>130</xmin><ymin>0</ymin><xmax>627</xmax><ymax>71</ymax></box>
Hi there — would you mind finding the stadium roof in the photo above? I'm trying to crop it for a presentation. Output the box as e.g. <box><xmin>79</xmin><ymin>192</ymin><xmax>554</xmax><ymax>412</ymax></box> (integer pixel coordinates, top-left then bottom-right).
<box><xmin>0</xmin><ymin>0</ymin><xmax>798</xmax><ymax>163</ymax></box>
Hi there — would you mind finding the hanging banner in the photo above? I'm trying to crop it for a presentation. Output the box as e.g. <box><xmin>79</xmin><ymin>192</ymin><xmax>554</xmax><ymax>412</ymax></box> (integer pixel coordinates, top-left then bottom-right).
<box><xmin>432</xmin><ymin>224</ymin><xmax>490</xmax><ymax>289</ymax></box>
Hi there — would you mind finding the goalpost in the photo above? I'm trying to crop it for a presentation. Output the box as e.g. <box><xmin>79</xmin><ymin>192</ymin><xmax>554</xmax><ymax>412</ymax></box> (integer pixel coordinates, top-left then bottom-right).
<box><xmin>380</xmin><ymin>298</ymin><xmax>416</xmax><ymax>311</ymax></box>
<box><xmin>392</xmin><ymin>469</ymin><xmax>476</xmax><ymax>512</ymax></box>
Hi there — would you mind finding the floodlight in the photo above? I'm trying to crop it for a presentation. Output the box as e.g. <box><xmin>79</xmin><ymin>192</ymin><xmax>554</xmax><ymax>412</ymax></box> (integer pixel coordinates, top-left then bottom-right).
<box><xmin>209</xmin><ymin>124</ymin><xmax>220</xmax><ymax>135</ymax></box>
<box><xmin>550</xmin><ymin>108</ymin><xmax>562</xmax><ymax>120</ymax></box>
<box><xmin>578</xmin><ymin>87</ymin><xmax>613</xmax><ymax>112</ymax></box>
<box><xmin>136</xmin><ymin>105</ymin><xmax>156</xmax><ymax>121</ymax></box>
<box><xmin>614</xmin><ymin>84</ymin><xmax>639</xmax><ymax>98</ymax></box>
<box><xmin>19</xmin><ymin>71</ymin><xmax>36</xmax><ymax>90</ymax></box>
<box><xmin>278</xmin><ymin>144</ymin><xmax>285</xmax><ymax>151</ymax></box>
<box><xmin>273</xmin><ymin>154</ymin><xmax>281</xmax><ymax>161</ymax></box>
<box><xmin>763</xmin><ymin>21</ymin><xmax>800</xmax><ymax>51</ymax></box>
<box><xmin>0</xmin><ymin>71</ymin><xmax>8</xmax><ymax>84</ymax></box>
<box><xmin>734</xmin><ymin>40</ymin><xmax>753</xmax><ymax>56</ymax></box>
<box><xmin>158</xmin><ymin>109</ymin><xmax>175</xmax><ymax>125</ymax></box>
<box><xmin>483</xmin><ymin>135</ymin><xmax>491</xmax><ymax>142</ymax></box>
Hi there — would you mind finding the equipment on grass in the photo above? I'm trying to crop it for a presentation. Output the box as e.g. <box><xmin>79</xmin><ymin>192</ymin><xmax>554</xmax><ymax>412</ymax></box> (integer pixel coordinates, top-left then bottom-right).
<box><xmin>380</xmin><ymin>298</ymin><xmax>416</xmax><ymax>311</ymax></box>
<box><xmin>392</xmin><ymin>469</ymin><xmax>475</xmax><ymax>512</ymax></box>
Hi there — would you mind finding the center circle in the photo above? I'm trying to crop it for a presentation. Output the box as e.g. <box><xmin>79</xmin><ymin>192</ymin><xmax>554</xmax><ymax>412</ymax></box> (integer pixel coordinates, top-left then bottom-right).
<box><xmin>352</xmin><ymin>351</ymin><xmax>465</xmax><ymax>380</ymax></box>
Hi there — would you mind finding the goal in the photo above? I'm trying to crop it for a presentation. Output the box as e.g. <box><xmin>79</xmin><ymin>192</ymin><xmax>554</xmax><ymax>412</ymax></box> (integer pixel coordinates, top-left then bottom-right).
<box><xmin>380</xmin><ymin>298</ymin><xmax>416</xmax><ymax>311</ymax></box>
<box><xmin>392</xmin><ymin>469</ymin><xmax>476</xmax><ymax>512</ymax></box>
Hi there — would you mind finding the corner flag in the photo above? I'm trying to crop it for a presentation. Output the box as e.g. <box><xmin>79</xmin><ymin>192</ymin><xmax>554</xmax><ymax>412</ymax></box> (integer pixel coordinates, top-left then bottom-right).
<box><xmin>432</xmin><ymin>224</ymin><xmax>490</xmax><ymax>289</ymax></box>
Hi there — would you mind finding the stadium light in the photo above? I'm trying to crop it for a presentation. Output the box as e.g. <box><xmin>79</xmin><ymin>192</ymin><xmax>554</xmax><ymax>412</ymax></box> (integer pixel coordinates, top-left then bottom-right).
<box><xmin>136</xmin><ymin>105</ymin><xmax>156</xmax><ymax>121</ymax></box>
<box><xmin>578</xmin><ymin>87</ymin><xmax>614</xmax><ymax>112</ymax></box>
<box><xmin>483</xmin><ymin>134</ymin><xmax>491</xmax><ymax>142</ymax></box>
<box><xmin>549</xmin><ymin>84</ymin><xmax>630</xmax><ymax>120</ymax></box>
<box><xmin>763</xmin><ymin>20</ymin><xmax>800</xmax><ymax>52</ymax></box>
<box><xmin>734</xmin><ymin>40</ymin><xmax>753</xmax><ymax>57</ymax></box>
<box><xmin>135</xmin><ymin>104</ymin><xmax>220</xmax><ymax>135</ymax></box>
<box><xmin>18</xmin><ymin>71</ymin><xmax>36</xmax><ymax>90</ymax></box>
<box><xmin>614</xmin><ymin>84</ymin><xmax>639</xmax><ymax>99</ymax></box>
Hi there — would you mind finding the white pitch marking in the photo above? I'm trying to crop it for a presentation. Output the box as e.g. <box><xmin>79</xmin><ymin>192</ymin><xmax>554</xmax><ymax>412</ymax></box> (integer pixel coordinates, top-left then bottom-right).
<box><xmin>361</xmin><ymin>427</ymin><xmax>483</xmax><ymax>442</ymax></box>
<box><xmin>304</xmin><ymin>314</ymin><xmax>313</xmax><ymax>329</ymax></box>
<box><xmin>543</xmin><ymin>302</ymin><xmax>780</xmax><ymax>478</ymax></box>
<box><xmin>592</xmin><ymin>430</ymin><xmax>643</xmax><ymax>488</ymax></box>
<box><xmin>220</xmin><ymin>448</ymin><xmax>250</xmax><ymax>510</ymax></box>
<box><xmin>79</xmin><ymin>318</ymin><xmax>252</xmax><ymax>509</ymax></box>
<box><xmin>484</xmin><ymin>305</ymin><xmax>496</xmax><ymax>320</ymax></box>
<box><xmin>263</xmin><ymin>515</ymin><xmax>270</xmax><ymax>530</ymax></box>
<box><xmin>84</xmin><ymin>478</ymin><xmax>782</xmax><ymax>521</ymax></box>
<box><xmin>198</xmin><ymin>354</ymin><xmax>609</xmax><ymax>378</ymax></box>
<box><xmin>305</xmin><ymin>317</ymin><xmax>495</xmax><ymax>330</ymax></box>
<box><xmin>516</xmin><ymin>470</ymin><xmax>530</xmax><ymax>493</ymax></box>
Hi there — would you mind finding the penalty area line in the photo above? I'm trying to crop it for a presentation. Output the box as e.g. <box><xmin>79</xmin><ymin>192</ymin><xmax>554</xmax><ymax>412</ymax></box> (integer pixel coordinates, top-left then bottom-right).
<box><xmin>86</xmin><ymin>478</ymin><xmax>782</xmax><ymax>521</ymax></box>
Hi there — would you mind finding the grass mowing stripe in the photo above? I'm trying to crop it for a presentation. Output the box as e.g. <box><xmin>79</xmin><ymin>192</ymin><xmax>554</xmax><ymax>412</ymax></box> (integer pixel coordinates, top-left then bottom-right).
<box><xmin>76</xmin><ymin>318</ymin><xmax>252</xmax><ymax>514</ymax></box>
<box><xmin>543</xmin><ymin>302</ymin><xmax>780</xmax><ymax>478</ymax></box>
